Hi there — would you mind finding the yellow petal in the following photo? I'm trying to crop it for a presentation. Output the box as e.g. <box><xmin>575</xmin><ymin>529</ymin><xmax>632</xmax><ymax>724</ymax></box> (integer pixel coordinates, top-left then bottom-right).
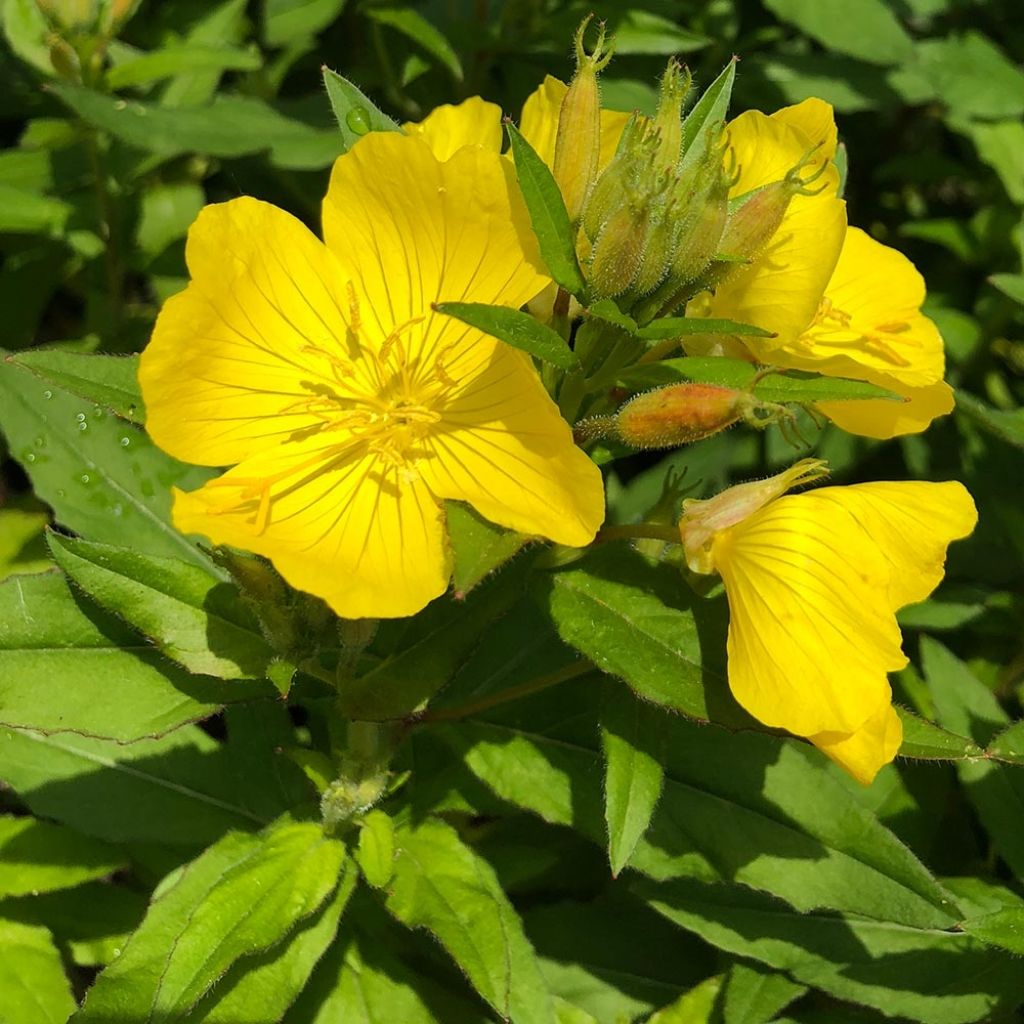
<box><xmin>418</xmin><ymin>342</ymin><xmax>605</xmax><ymax>546</ymax></box>
<box><xmin>519</xmin><ymin>74</ymin><xmax>628</xmax><ymax>170</ymax></box>
<box><xmin>802</xmin><ymin>481</ymin><xmax>977</xmax><ymax>609</ymax></box>
<box><xmin>810</xmin><ymin>702</ymin><xmax>903</xmax><ymax>786</ymax></box>
<box><xmin>704</xmin><ymin>105</ymin><xmax>846</xmax><ymax>347</ymax></box>
<box><xmin>779</xmin><ymin>228</ymin><xmax>946</xmax><ymax>390</ymax></box>
<box><xmin>139</xmin><ymin>198</ymin><xmax>351</xmax><ymax>467</ymax></box>
<box><xmin>818</xmin><ymin>380</ymin><xmax>955</xmax><ymax>439</ymax></box>
<box><xmin>322</xmin><ymin>132</ymin><xmax>548</xmax><ymax>362</ymax></box>
<box><xmin>712</xmin><ymin>479</ymin><xmax>976</xmax><ymax>741</ymax></box>
<box><xmin>713</xmin><ymin>493</ymin><xmax>904</xmax><ymax>737</ymax></box>
<box><xmin>173</xmin><ymin>436</ymin><xmax>450</xmax><ymax>619</ymax></box>
<box><xmin>403</xmin><ymin>96</ymin><xmax>504</xmax><ymax>160</ymax></box>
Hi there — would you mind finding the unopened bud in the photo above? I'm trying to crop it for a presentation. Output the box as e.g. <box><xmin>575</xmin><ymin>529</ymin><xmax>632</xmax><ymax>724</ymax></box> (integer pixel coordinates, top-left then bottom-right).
<box><xmin>36</xmin><ymin>0</ymin><xmax>97</xmax><ymax>31</ymax></box>
<box><xmin>716</xmin><ymin>146</ymin><xmax>831</xmax><ymax>268</ymax></box>
<box><xmin>588</xmin><ymin>200</ymin><xmax>648</xmax><ymax>299</ymax></box>
<box><xmin>47</xmin><ymin>32</ymin><xmax>81</xmax><ymax>81</ymax></box>
<box><xmin>651</xmin><ymin>59</ymin><xmax>690</xmax><ymax>177</ymax></box>
<box><xmin>679</xmin><ymin>458</ymin><xmax>829</xmax><ymax>573</ymax></box>
<box><xmin>583</xmin><ymin>113</ymin><xmax>649</xmax><ymax>242</ymax></box>
<box><xmin>553</xmin><ymin>16</ymin><xmax>614</xmax><ymax>223</ymax></box>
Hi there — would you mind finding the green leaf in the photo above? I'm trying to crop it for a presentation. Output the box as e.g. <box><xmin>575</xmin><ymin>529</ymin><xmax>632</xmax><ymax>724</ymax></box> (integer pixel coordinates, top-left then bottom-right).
<box><xmin>48</xmin><ymin>534</ymin><xmax>274</xmax><ymax>681</ymax></box>
<box><xmin>961</xmin><ymin>906</ymin><xmax>1024</xmax><ymax>956</ymax></box>
<box><xmin>533</xmin><ymin>545</ymin><xmax>745</xmax><ymax>725</ymax></box>
<box><xmin>601</xmin><ymin>685</ymin><xmax>664</xmax><ymax>876</ymax></box>
<box><xmin>956</xmin><ymin>390</ymin><xmax>1024</xmax><ymax>449</ymax></box>
<box><xmin>765</xmin><ymin>0</ymin><xmax>914</xmax><ymax>65</ymax></box>
<box><xmin>322</xmin><ymin>68</ymin><xmax>401</xmax><ymax>151</ymax></box>
<box><xmin>0</xmin><ymin>572</ymin><xmax>266</xmax><ymax>741</ymax></box>
<box><xmin>922</xmin><ymin>638</ymin><xmax>1024</xmax><ymax>878</ymax></box>
<box><xmin>986</xmin><ymin>720</ymin><xmax>1024</xmax><ymax>765</ymax></box>
<box><xmin>161</xmin><ymin>0</ymin><xmax>249</xmax><ymax>108</ymax></box>
<box><xmin>2</xmin><ymin>0</ymin><xmax>54</xmax><ymax>76</ymax></box>
<box><xmin>0</xmin><ymin>508</ymin><xmax>50</xmax><ymax>580</ymax></box>
<box><xmin>0</xmin><ymin>724</ymin><xmax>269</xmax><ymax>845</ymax></box>
<box><xmin>288</xmin><ymin>914</ymin><xmax>490</xmax><ymax>1024</ymax></box>
<box><xmin>446</xmin><ymin>680</ymin><xmax>963</xmax><ymax>929</ymax></box>
<box><xmin>646</xmin><ymin>977</ymin><xmax>721</xmax><ymax>1023</ymax></box>
<box><xmin>9</xmin><ymin>351</ymin><xmax>143</xmax><ymax>423</ymax></box>
<box><xmin>338</xmin><ymin>561</ymin><xmax>526</xmax><ymax>720</ymax></box>
<box><xmin>0</xmin><ymin>357</ymin><xmax>217</xmax><ymax>572</ymax></box>
<box><xmin>635</xmin><ymin>877</ymin><xmax>1024</xmax><ymax>1024</ymax></box>
<box><xmin>0</xmin><ymin>184</ymin><xmax>71</xmax><ymax>235</ymax></box>
<box><xmin>182</xmin><ymin>857</ymin><xmax>356</xmax><ymax>1023</ymax></box>
<box><xmin>960</xmin><ymin>119</ymin><xmax>1024</xmax><ymax>204</ymax></box>
<box><xmin>434</xmin><ymin>301</ymin><xmax>579</xmax><ymax>370</ymax></box>
<box><xmin>366</xmin><ymin>7</ymin><xmax>462</xmax><ymax>80</ymax></box>
<box><xmin>611</xmin><ymin>10</ymin><xmax>709</xmax><ymax>55</ymax></box>
<box><xmin>747</xmin><ymin>53</ymin><xmax>899</xmax><ymax>114</ymax></box>
<box><xmin>680</xmin><ymin>60</ymin><xmax>737</xmax><ymax>169</ymax></box>
<box><xmin>106</xmin><ymin>44</ymin><xmax>261</xmax><ymax>89</ymax></box>
<box><xmin>77</xmin><ymin>823</ymin><xmax>346</xmax><ymax>1022</ymax></box>
<box><xmin>990</xmin><ymin>273</ymin><xmax>1024</xmax><ymax>306</ymax></box>
<box><xmin>136</xmin><ymin>182</ymin><xmax>205</xmax><ymax>260</ymax></box>
<box><xmin>718</xmin><ymin>961</ymin><xmax>806</xmax><ymax>1024</ymax></box>
<box><xmin>265</xmin><ymin>0</ymin><xmax>348</xmax><ymax>46</ymax></box>
<box><xmin>617</xmin><ymin>357</ymin><xmax>901</xmax><ymax>404</ymax></box>
<box><xmin>524</xmin><ymin>893</ymin><xmax>714</xmax><ymax>1021</ymax></box>
<box><xmin>0</xmin><ymin>919</ymin><xmax>75</xmax><ymax>1024</ymax></box>
<box><xmin>0</xmin><ymin>815</ymin><xmax>123</xmax><ymax>897</ymax></box>
<box><xmin>0</xmin><ymin>879</ymin><xmax>147</xmax><ymax>968</ymax></box>
<box><xmin>446</xmin><ymin>502</ymin><xmax>528</xmax><ymax>596</ymax></box>
<box><xmin>505</xmin><ymin>122</ymin><xmax>587</xmax><ymax>298</ymax></box>
<box><xmin>889</xmin><ymin>32</ymin><xmax>1024</xmax><ymax>120</ymax></box>
<box><xmin>356</xmin><ymin>809</ymin><xmax>395</xmax><ymax>889</ymax></box>
<box><xmin>637</xmin><ymin>318</ymin><xmax>775</xmax><ymax>340</ymax></box>
<box><xmin>385</xmin><ymin>817</ymin><xmax>556</xmax><ymax>1023</ymax></box>
<box><xmin>51</xmin><ymin>84</ymin><xmax>346</xmax><ymax>171</ymax></box>
<box><xmin>896</xmin><ymin>707</ymin><xmax>984</xmax><ymax>761</ymax></box>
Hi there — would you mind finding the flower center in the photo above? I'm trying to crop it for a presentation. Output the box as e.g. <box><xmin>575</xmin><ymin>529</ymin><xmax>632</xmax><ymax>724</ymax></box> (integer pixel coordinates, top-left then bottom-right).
<box><xmin>801</xmin><ymin>297</ymin><xmax>916</xmax><ymax>367</ymax></box>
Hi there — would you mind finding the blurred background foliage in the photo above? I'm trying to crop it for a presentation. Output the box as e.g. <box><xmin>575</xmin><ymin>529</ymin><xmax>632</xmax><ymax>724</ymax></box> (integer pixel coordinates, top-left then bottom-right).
<box><xmin>1</xmin><ymin>1</ymin><xmax>1023</xmax><ymax>1021</ymax></box>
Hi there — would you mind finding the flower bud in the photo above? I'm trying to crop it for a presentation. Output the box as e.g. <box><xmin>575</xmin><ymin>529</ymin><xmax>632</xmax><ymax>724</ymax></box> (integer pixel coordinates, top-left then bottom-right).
<box><xmin>651</xmin><ymin>59</ymin><xmax>690</xmax><ymax>177</ymax></box>
<box><xmin>715</xmin><ymin>146</ymin><xmax>831</xmax><ymax>270</ymax></box>
<box><xmin>617</xmin><ymin>383</ymin><xmax>745</xmax><ymax>448</ymax></box>
<box><xmin>36</xmin><ymin>0</ymin><xmax>96</xmax><ymax>32</ymax></box>
<box><xmin>583</xmin><ymin>113</ymin><xmax>646</xmax><ymax>243</ymax></box>
<box><xmin>587</xmin><ymin>199</ymin><xmax>648</xmax><ymax>299</ymax></box>
<box><xmin>553</xmin><ymin>16</ymin><xmax>614</xmax><ymax>223</ymax></box>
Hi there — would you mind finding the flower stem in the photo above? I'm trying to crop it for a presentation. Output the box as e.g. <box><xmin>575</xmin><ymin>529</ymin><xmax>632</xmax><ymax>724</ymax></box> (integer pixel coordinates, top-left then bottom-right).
<box><xmin>409</xmin><ymin>660</ymin><xmax>593</xmax><ymax>724</ymax></box>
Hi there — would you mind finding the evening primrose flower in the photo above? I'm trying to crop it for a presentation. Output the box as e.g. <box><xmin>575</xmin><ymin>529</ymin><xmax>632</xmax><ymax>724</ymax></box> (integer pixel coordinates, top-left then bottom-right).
<box><xmin>689</xmin><ymin>100</ymin><xmax>952</xmax><ymax>438</ymax></box>
<box><xmin>139</xmin><ymin>132</ymin><xmax>605</xmax><ymax>619</ymax></box>
<box><xmin>679</xmin><ymin>460</ymin><xmax>977</xmax><ymax>783</ymax></box>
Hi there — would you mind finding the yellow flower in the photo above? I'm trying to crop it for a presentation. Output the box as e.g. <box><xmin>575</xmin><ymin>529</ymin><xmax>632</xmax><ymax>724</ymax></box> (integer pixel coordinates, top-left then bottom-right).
<box><xmin>403</xmin><ymin>96</ymin><xmax>503</xmax><ymax>159</ymax></box>
<box><xmin>679</xmin><ymin>460</ymin><xmax>977</xmax><ymax>783</ymax></box>
<box><xmin>696</xmin><ymin>98</ymin><xmax>847</xmax><ymax>347</ymax></box>
<box><xmin>139</xmin><ymin>132</ymin><xmax>605</xmax><ymax>619</ymax></box>
<box><xmin>691</xmin><ymin>101</ymin><xmax>952</xmax><ymax>438</ymax></box>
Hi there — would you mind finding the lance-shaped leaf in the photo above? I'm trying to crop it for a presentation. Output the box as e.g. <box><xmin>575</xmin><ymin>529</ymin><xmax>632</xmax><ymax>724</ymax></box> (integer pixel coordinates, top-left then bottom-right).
<box><xmin>506</xmin><ymin>122</ymin><xmax>587</xmax><ymax>298</ymax></box>
<box><xmin>322</xmin><ymin>68</ymin><xmax>402</xmax><ymax>150</ymax></box>
<box><xmin>634</xmin><ymin>876</ymin><xmax>1024</xmax><ymax>1024</ymax></box>
<box><xmin>435</xmin><ymin>301</ymin><xmax>579</xmax><ymax>370</ymax></box>
<box><xmin>77</xmin><ymin>822</ymin><xmax>347</xmax><ymax>1022</ymax></box>
<box><xmin>365</xmin><ymin>7</ymin><xmax>463</xmax><ymax>80</ymax></box>
<box><xmin>0</xmin><ymin>572</ymin><xmax>265</xmax><ymax>741</ymax></box>
<box><xmin>896</xmin><ymin>707</ymin><xmax>983</xmax><ymax>761</ymax></box>
<box><xmin>385</xmin><ymin>817</ymin><xmax>556</xmax><ymax>1024</ymax></box>
<box><xmin>181</xmin><ymin>857</ymin><xmax>357</xmax><ymax>1024</ymax></box>
<box><xmin>48</xmin><ymin>533</ymin><xmax>274</xmax><ymax>681</ymax></box>
<box><xmin>618</xmin><ymin>356</ymin><xmax>901</xmax><ymax>404</ymax></box>
<box><xmin>105</xmin><ymin>44</ymin><xmax>262</xmax><ymax>89</ymax></box>
<box><xmin>446</xmin><ymin>502</ymin><xmax>529</xmax><ymax>596</ymax></box>
<box><xmin>600</xmin><ymin>685</ymin><xmax>664</xmax><ymax>876</ymax></box>
<box><xmin>0</xmin><ymin>815</ymin><xmax>123</xmax><ymax>898</ymax></box>
<box><xmin>0</xmin><ymin>919</ymin><xmax>75</xmax><ymax>1024</ymax></box>
<box><xmin>987</xmin><ymin>720</ymin><xmax>1024</xmax><ymax>765</ymax></box>
<box><xmin>956</xmin><ymin>390</ymin><xmax>1024</xmax><ymax>449</ymax></box>
<box><xmin>12</xmin><ymin>350</ymin><xmax>143</xmax><ymax>422</ymax></box>
<box><xmin>679</xmin><ymin>59</ymin><xmax>737</xmax><ymax>171</ymax></box>
<box><xmin>637</xmin><ymin>317</ymin><xmax>775</xmax><ymax>340</ymax></box>
<box><xmin>718</xmin><ymin>961</ymin><xmax>806</xmax><ymax>1024</ymax></box>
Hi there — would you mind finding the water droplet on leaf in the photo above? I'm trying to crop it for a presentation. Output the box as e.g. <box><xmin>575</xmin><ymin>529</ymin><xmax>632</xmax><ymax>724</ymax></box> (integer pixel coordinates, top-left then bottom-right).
<box><xmin>346</xmin><ymin>107</ymin><xmax>371</xmax><ymax>135</ymax></box>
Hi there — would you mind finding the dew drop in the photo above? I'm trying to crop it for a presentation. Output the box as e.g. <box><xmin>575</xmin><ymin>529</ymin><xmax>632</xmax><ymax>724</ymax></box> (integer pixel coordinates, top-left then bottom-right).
<box><xmin>112</xmin><ymin>503</ymin><xmax>124</xmax><ymax>517</ymax></box>
<box><xmin>78</xmin><ymin>422</ymin><xmax>88</xmax><ymax>432</ymax></box>
<box><xmin>81</xmin><ymin>473</ymin><xmax>91</xmax><ymax>484</ymax></box>
<box><xmin>346</xmin><ymin>107</ymin><xmax>371</xmax><ymax>136</ymax></box>
<box><xmin>34</xmin><ymin>436</ymin><xmax>45</xmax><ymax>448</ymax></box>
<box><xmin>24</xmin><ymin>452</ymin><xmax>36</xmax><ymax>463</ymax></box>
<box><xmin>75</xmin><ymin>412</ymin><xmax>86</xmax><ymax>422</ymax></box>
<box><xmin>56</xmin><ymin>489</ymin><xmax>66</xmax><ymax>498</ymax></box>
<box><xmin>42</xmin><ymin>389</ymin><xmax>52</xmax><ymax>400</ymax></box>
<box><xmin>120</xmin><ymin>436</ymin><xmax>131</xmax><ymax>447</ymax></box>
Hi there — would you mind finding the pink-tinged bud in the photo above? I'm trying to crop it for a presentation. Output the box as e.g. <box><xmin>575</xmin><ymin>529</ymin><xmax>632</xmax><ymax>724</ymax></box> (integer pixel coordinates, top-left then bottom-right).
<box><xmin>678</xmin><ymin>458</ymin><xmax>829</xmax><ymax>573</ymax></box>
<box><xmin>553</xmin><ymin>16</ymin><xmax>614</xmax><ymax>223</ymax></box>
<box><xmin>617</xmin><ymin>383</ymin><xmax>745</xmax><ymax>448</ymax></box>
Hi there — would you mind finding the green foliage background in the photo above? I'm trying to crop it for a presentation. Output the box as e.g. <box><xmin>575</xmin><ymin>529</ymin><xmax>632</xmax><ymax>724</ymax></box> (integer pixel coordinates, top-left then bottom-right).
<box><xmin>1</xmin><ymin>1</ymin><xmax>1023</xmax><ymax>1022</ymax></box>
